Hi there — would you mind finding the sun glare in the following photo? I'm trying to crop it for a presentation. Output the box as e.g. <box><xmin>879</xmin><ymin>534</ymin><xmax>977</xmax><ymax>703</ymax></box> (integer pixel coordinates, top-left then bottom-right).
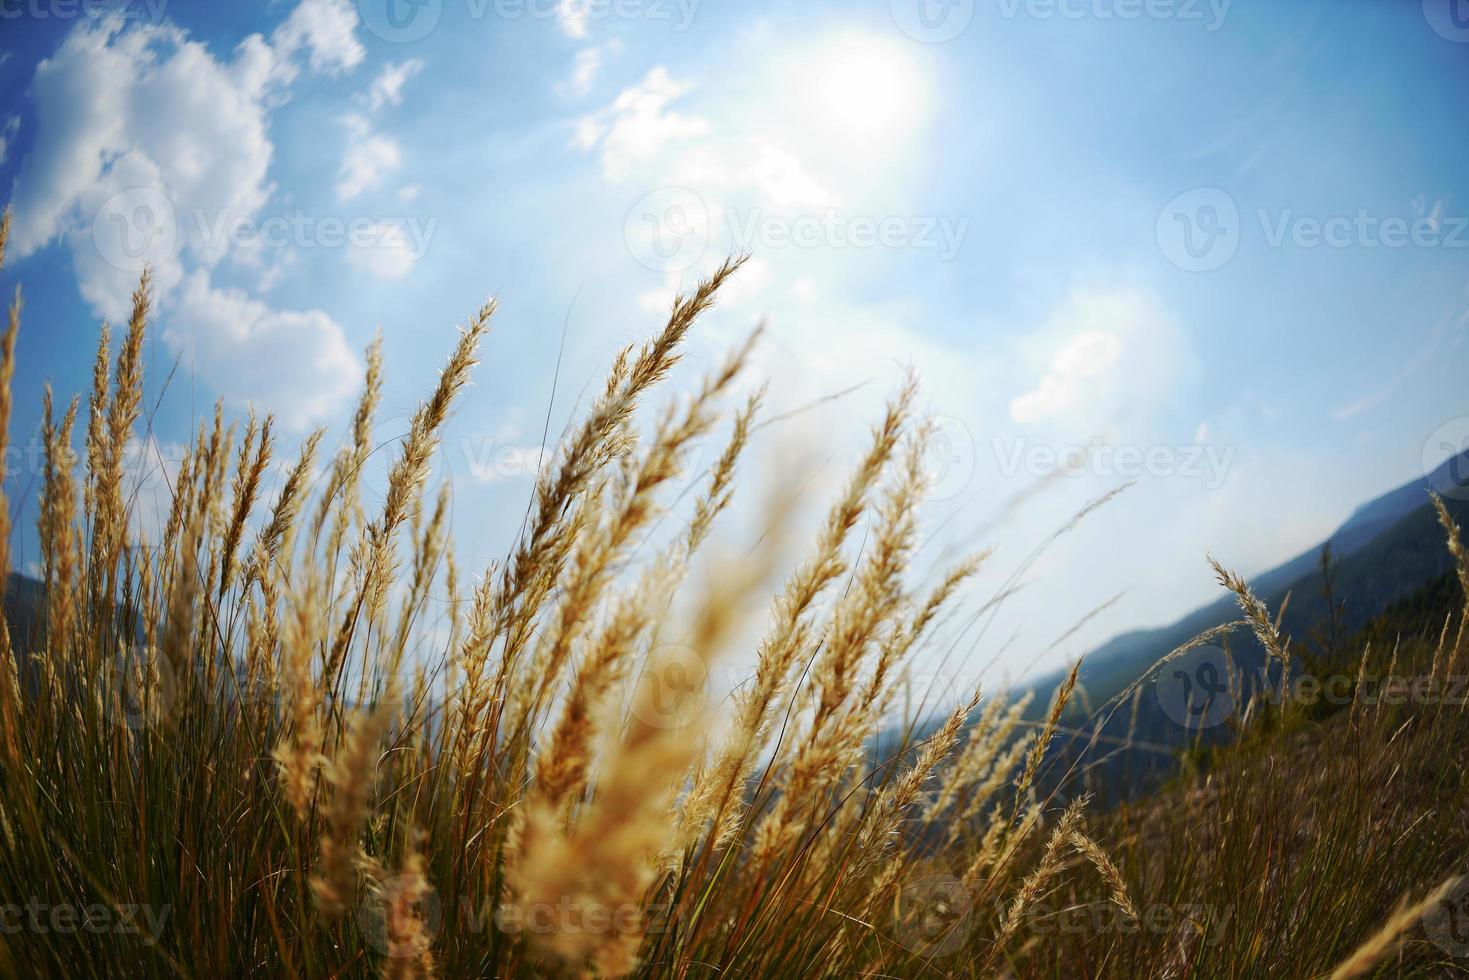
<box><xmin>803</xmin><ymin>34</ymin><xmax>930</xmax><ymax>143</ymax></box>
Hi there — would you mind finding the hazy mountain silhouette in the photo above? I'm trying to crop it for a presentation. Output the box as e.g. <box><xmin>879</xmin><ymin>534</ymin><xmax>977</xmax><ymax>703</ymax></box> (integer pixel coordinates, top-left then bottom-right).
<box><xmin>1001</xmin><ymin>447</ymin><xmax>1469</xmax><ymax>801</ymax></box>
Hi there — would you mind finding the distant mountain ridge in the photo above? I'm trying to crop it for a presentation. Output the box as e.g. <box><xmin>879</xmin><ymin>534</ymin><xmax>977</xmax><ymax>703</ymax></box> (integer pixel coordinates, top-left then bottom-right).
<box><xmin>966</xmin><ymin>447</ymin><xmax>1469</xmax><ymax>802</ymax></box>
<box><xmin>1061</xmin><ymin>448</ymin><xmax>1469</xmax><ymax>709</ymax></box>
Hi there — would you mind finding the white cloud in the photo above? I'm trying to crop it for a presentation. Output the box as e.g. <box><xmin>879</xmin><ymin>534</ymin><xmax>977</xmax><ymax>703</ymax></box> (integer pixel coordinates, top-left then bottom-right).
<box><xmin>573</xmin><ymin>116</ymin><xmax>604</xmax><ymax>152</ymax></box>
<box><xmin>5</xmin><ymin>7</ymin><xmax>368</xmax><ymax>427</ymax></box>
<box><xmin>172</xmin><ymin>270</ymin><xmax>360</xmax><ymax>428</ymax></box>
<box><xmin>559</xmin><ymin>40</ymin><xmax>620</xmax><ymax>99</ymax></box>
<box><xmin>336</xmin><ymin>111</ymin><xmax>402</xmax><ymax>201</ymax></box>
<box><xmin>346</xmin><ymin>221</ymin><xmax>420</xmax><ymax>279</ymax></box>
<box><xmin>746</xmin><ymin>143</ymin><xmax>834</xmax><ymax>210</ymax></box>
<box><xmin>556</xmin><ymin>0</ymin><xmax>590</xmax><ymax>39</ymax></box>
<box><xmin>398</xmin><ymin>184</ymin><xmax>421</xmax><ymax>203</ymax></box>
<box><xmin>335</xmin><ymin>61</ymin><xmax>422</xmax><ymax>201</ymax></box>
<box><xmin>1331</xmin><ymin>367</ymin><xmax>1411</xmax><ymax>422</ymax></box>
<box><xmin>7</xmin><ymin>17</ymin><xmax>278</xmax><ymax>314</ymax></box>
<box><xmin>668</xmin><ymin>140</ymin><xmax>834</xmax><ymax>212</ymax></box>
<box><xmin>7</xmin><ymin>5</ymin><xmax>366</xmax><ymax>287</ymax></box>
<box><xmin>576</xmin><ymin>67</ymin><xmax>709</xmax><ymax>178</ymax></box>
<box><xmin>270</xmin><ymin>0</ymin><xmax>365</xmax><ymax>80</ymax></box>
<box><xmin>1010</xmin><ymin>331</ymin><xmax>1122</xmax><ymax>425</ymax></box>
<box><xmin>366</xmin><ymin>59</ymin><xmax>424</xmax><ymax>112</ymax></box>
<box><xmin>1008</xmin><ymin>287</ymin><xmax>1193</xmax><ymax>434</ymax></box>
<box><xmin>562</xmin><ymin>47</ymin><xmax>603</xmax><ymax>98</ymax></box>
<box><xmin>704</xmin><ymin>273</ymin><xmax>979</xmax><ymax>440</ymax></box>
<box><xmin>573</xmin><ymin>62</ymin><xmax>838</xmax><ymax>242</ymax></box>
<box><xmin>0</xmin><ymin>116</ymin><xmax>17</xmax><ymax>167</ymax></box>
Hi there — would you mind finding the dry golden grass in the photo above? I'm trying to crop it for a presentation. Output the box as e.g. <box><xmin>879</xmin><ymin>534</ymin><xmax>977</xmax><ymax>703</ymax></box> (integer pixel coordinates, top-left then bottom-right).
<box><xmin>0</xmin><ymin>218</ymin><xmax>1467</xmax><ymax>978</ymax></box>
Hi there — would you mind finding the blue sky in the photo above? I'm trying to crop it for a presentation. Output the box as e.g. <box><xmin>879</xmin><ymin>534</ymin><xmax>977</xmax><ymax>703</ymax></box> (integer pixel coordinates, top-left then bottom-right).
<box><xmin>1</xmin><ymin>0</ymin><xmax>1466</xmax><ymax>696</ymax></box>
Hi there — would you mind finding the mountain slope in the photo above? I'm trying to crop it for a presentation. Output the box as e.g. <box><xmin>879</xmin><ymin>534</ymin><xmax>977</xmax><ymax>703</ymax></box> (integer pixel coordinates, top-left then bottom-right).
<box><xmin>1061</xmin><ymin>449</ymin><xmax>1469</xmax><ymax>709</ymax></box>
<box><xmin>977</xmin><ymin>450</ymin><xmax>1469</xmax><ymax>803</ymax></box>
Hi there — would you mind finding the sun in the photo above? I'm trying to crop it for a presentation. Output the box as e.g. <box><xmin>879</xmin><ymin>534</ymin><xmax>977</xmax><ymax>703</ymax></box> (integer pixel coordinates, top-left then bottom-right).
<box><xmin>802</xmin><ymin>33</ymin><xmax>932</xmax><ymax>143</ymax></box>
